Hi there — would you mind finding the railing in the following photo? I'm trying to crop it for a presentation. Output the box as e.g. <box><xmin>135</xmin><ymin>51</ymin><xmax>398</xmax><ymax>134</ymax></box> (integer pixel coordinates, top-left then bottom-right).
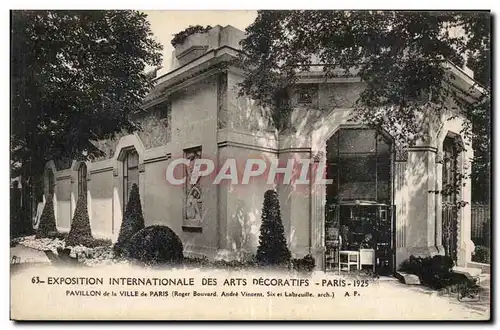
<box><xmin>471</xmin><ymin>204</ymin><xmax>490</xmax><ymax>248</ymax></box>
<box><xmin>442</xmin><ymin>204</ymin><xmax>458</xmax><ymax>261</ymax></box>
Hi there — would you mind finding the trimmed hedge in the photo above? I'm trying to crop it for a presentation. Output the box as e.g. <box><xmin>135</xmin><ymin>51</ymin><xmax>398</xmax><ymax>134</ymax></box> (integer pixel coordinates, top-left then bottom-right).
<box><xmin>399</xmin><ymin>255</ymin><xmax>482</xmax><ymax>299</ymax></box>
<box><xmin>399</xmin><ymin>255</ymin><xmax>456</xmax><ymax>289</ymax></box>
<box><xmin>46</xmin><ymin>231</ymin><xmax>68</xmax><ymax>241</ymax></box>
<box><xmin>171</xmin><ymin>25</ymin><xmax>212</xmax><ymax>47</ymax></box>
<box><xmin>183</xmin><ymin>254</ymin><xmax>316</xmax><ymax>273</ymax></box>
<box><xmin>127</xmin><ymin>225</ymin><xmax>184</xmax><ymax>265</ymax></box>
<box><xmin>256</xmin><ymin>190</ymin><xmax>291</xmax><ymax>266</ymax></box>
<box><xmin>65</xmin><ymin>194</ymin><xmax>93</xmax><ymax>247</ymax></box>
<box><xmin>76</xmin><ymin>238</ymin><xmax>112</xmax><ymax>249</ymax></box>
<box><xmin>183</xmin><ymin>256</ymin><xmax>257</xmax><ymax>269</ymax></box>
<box><xmin>472</xmin><ymin>245</ymin><xmax>490</xmax><ymax>264</ymax></box>
<box><xmin>35</xmin><ymin>195</ymin><xmax>58</xmax><ymax>238</ymax></box>
<box><xmin>291</xmin><ymin>254</ymin><xmax>316</xmax><ymax>273</ymax></box>
<box><xmin>113</xmin><ymin>184</ymin><xmax>145</xmax><ymax>256</ymax></box>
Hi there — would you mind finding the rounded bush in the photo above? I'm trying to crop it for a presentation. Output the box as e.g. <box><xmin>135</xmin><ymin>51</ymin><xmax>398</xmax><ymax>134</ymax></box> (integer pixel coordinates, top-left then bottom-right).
<box><xmin>473</xmin><ymin>245</ymin><xmax>490</xmax><ymax>264</ymax></box>
<box><xmin>127</xmin><ymin>225</ymin><xmax>184</xmax><ymax>265</ymax></box>
<box><xmin>292</xmin><ymin>254</ymin><xmax>316</xmax><ymax>273</ymax></box>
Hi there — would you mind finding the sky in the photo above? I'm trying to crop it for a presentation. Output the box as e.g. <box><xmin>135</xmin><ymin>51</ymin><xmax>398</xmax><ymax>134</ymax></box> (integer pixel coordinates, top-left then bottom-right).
<box><xmin>143</xmin><ymin>10</ymin><xmax>258</xmax><ymax>76</ymax></box>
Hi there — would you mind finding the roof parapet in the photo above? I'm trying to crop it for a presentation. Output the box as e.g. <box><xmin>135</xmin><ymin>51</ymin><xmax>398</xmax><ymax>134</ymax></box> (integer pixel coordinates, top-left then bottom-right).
<box><xmin>170</xmin><ymin>25</ymin><xmax>245</xmax><ymax>69</ymax></box>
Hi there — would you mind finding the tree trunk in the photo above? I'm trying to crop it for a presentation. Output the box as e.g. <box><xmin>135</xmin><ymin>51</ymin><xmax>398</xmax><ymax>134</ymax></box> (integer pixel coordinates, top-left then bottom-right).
<box><xmin>13</xmin><ymin>165</ymin><xmax>37</xmax><ymax>238</ymax></box>
<box><xmin>20</xmin><ymin>176</ymin><xmax>35</xmax><ymax>237</ymax></box>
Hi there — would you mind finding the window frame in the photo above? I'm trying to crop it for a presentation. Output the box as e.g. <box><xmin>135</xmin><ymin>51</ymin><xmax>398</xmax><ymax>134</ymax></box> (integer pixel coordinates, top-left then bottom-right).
<box><xmin>78</xmin><ymin>163</ymin><xmax>88</xmax><ymax>199</ymax></box>
<box><xmin>123</xmin><ymin>149</ymin><xmax>139</xmax><ymax>212</ymax></box>
<box><xmin>46</xmin><ymin>168</ymin><xmax>54</xmax><ymax>196</ymax></box>
<box><xmin>327</xmin><ymin>128</ymin><xmax>393</xmax><ymax>205</ymax></box>
<box><xmin>442</xmin><ymin>137</ymin><xmax>459</xmax><ymax>205</ymax></box>
<box><xmin>297</xmin><ymin>85</ymin><xmax>318</xmax><ymax>104</ymax></box>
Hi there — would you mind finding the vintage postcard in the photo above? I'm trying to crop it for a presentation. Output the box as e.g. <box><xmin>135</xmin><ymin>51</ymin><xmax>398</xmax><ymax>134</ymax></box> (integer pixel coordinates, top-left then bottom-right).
<box><xmin>10</xmin><ymin>9</ymin><xmax>491</xmax><ymax>321</ymax></box>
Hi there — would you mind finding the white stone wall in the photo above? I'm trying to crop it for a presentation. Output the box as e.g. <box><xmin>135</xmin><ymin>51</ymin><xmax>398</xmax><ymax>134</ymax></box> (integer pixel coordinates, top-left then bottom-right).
<box><xmin>46</xmin><ymin>74</ymin><xmax>221</xmax><ymax>258</ymax></box>
<box><xmin>54</xmin><ymin>173</ymin><xmax>72</xmax><ymax>233</ymax></box>
<box><xmin>216</xmin><ymin>70</ymin><xmax>278</xmax><ymax>260</ymax></box>
<box><xmin>284</xmin><ymin>83</ymin><xmax>474</xmax><ymax>268</ymax></box>
<box><xmin>42</xmin><ymin>39</ymin><xmax>475</xmax><ymax>270</ymax></box>
<box><xmin>216</xmin><ymin>144</ymin><xmax>276</xmax><ymax>259</ymax></box>
<box><xmin>88</xmin><ymin>164</ymin><xmax>114</xmax><ymax>239</ymax></box>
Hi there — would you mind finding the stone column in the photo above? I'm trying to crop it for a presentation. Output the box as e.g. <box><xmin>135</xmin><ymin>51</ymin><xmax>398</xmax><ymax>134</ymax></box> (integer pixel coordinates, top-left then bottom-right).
<box><xmin>394</xmin><ymin>148</ymin><xmax>409</xmax><ymax>266</ymax></box>
<box><xmin>310</xmin><ymin>151</ymin><xmax>326</xmax><ymax>270</ymax></box>
<box><xmin>86</xmin><ymin>169</ymin><xmax>92</xmax><ymax>228</ymax></box>
<box><xmin>69</xmin><ymin>176</ymin><xmax>76</xmax><ymax>224</ymax></box>
<box><xmin>216</xmin><ymin>145</ymin><xmax>230</xmax><ymax>254</ymax></box>
<box><xmin>404</xmin><ymin>146</ymin><xmax>439</xmax><ymax>257</ymax></box>
<box><xmin>112</xmin><ymin>166</ymin><xmax>122</xmax><ymax>242</ymax></box>
<box><xmin>138</xmin><ymin>162</ymin><xmax>146</xmax><ymax>219</ymax></box>
<box><xmin>434</xmin><ymin>151</ymin><xmax>445</xmax><ymax>255</ymax></box>
<box><xmin>277</xmin><ymin>149</ymin><xmax>312</xmax><ymax>259</ymax></box>
<box><xmin>458</xmin><ymin>151</ymin><xmax>473</xmax><ymax>267</ymax></box>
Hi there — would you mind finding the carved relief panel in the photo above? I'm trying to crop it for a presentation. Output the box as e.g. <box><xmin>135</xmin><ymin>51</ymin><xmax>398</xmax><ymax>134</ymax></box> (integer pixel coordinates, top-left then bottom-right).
<box><xmin>183</xmin><ymin>147</ymin><xmax>203</xmax><ymax>229</ymax></box>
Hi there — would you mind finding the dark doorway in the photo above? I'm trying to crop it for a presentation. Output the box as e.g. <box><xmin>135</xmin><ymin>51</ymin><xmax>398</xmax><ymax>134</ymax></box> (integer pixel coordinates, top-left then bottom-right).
<box><xmin>324</xmin><ymin>128</ymin><xmax>395</xmax><ymax>275</ymax></box>
<box><xmin>442</xmin><ymin>136</ymin><xmax>459</xmax><ymax>262</ymax></box>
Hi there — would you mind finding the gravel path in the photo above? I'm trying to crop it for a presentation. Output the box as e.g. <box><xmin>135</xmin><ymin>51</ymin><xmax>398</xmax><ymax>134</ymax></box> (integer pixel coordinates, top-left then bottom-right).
<box><xmin>10</xmin><ymin>244</ymin><xmax>51</xmax><ymax>264</ymax></box>
<box><xmin>10</xmin><ymin>238</ymin><xmax>490</xmax><ymax>320</ymax></box>
<box><xmin>362</xmin><ymin>277</ymin><xmax>490</xmax><ymax>320</ymax></box>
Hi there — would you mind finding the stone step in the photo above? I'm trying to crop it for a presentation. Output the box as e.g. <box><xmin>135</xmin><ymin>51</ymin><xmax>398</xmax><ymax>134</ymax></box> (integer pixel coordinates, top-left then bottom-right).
<box><xmin>452</xmin><ymin>266</ymin><xmax>482</xmax><ymax>278</ymax></box>
<box><xmin>468</xmin><ymin>261</ymin><xmax>490</xmax><ymax>274</ymax></box>
<box><xmin>395</xmin><ymin>271</ymin><xmax>420</xmax><ymax>285</ymax></box>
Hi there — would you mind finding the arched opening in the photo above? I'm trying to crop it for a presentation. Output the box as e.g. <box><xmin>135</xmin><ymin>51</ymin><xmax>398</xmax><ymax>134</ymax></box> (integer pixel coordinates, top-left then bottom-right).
<box><xmin>123</xmin><ymin>149</ymin><xmax>139</xmax><ymax>211</ymax></box>
<box><xmin>324</xmin><ymin>128</ymin><xmax>394</xmax><ymax>274</ymax></box>
<box><xmin>442</xmin><ymin>135</ymin><xmax>460</xmax><ymax>262</ymax></box>
<box><xmin>78</xmin><ymin>163</ymin><xmax>88</xmax><ymax>199</ymax></box>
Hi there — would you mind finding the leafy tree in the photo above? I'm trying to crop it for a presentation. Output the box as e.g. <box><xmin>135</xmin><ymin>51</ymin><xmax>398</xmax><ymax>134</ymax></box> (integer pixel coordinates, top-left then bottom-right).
<box><xmin>238</xmin><ymin>11</ymin><xmax>490</xmax><ymax>203</ymax></box>
<box><xmin>256</xmin><ymin>190</ymin><xmax>291</xmax><ymax>266</ymax></box>
<box><xmin>114</xmin><ymin>184</ymin><xmax>145</xmax><ymax>256</ymax></box>
<box><xmin>11</xmin><ymin>10</ymin><xmax>162</xmax><ymax>228</ymax></box>
<box><xmin>65</xmin><ymin>193</ymin><xmax>93</xmax><ymax>247</ymax></box>
<box><xmin>35</xmin><ymin>194</ymin><xmax>57</xmax><ymax>238</ymax></box>
<box><xmin>465</xmin><ymin>23</ymin><xmax>491</xmax><ymax>203</ymax></box>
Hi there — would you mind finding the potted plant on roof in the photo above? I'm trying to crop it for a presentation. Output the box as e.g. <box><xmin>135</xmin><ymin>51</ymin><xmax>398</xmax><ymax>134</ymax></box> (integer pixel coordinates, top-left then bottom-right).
<box><xmin>172</xmin><ymin>25</ymin><xmax>213</xmax><ymax>60</ymax></box>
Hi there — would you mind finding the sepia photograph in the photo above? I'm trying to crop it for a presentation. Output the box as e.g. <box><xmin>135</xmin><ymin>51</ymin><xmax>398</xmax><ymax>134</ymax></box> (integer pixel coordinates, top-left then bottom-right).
<box><xmin>9</xmin><ymin>9</ymin><xmax>492</xmax><ymax>321</ymax></box>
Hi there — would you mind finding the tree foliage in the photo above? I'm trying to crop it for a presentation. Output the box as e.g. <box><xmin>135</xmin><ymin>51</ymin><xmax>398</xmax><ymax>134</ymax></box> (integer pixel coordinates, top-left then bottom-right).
<box><xmin>238</xmin><ymin>10</ymin><xmax>490</xmax><ymax>202</ymax></box>
<box><xmin>256</xmin><ymin>190</ymin><xmax>291</xmax><ymax>266</ymax></box>
<box><xmin>11</xmin><ymin>10</ymin><xmax>162</xmax><ymax>180</ymax></box>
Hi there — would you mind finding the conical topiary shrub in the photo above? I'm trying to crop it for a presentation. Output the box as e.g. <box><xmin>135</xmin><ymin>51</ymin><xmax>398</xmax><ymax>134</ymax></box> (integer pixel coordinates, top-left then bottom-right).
<box><xmin>36</xmin><ymin>194</ymin><xmax>58</xmax><ymax>238</ymax></box>
<box><xmin>256</xmin><ymin>190</ymin><xmax>291</xmax><ymax>266</ymax></box>
<box><xmin>114</xmin><ymin>184</ymin><xmax>145</xmax><ymax>256</ymax></box>
<box><xmin>65</xmin><ymin>193</ymin><xmax>93</xmax><ymax>247</ymax></box>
